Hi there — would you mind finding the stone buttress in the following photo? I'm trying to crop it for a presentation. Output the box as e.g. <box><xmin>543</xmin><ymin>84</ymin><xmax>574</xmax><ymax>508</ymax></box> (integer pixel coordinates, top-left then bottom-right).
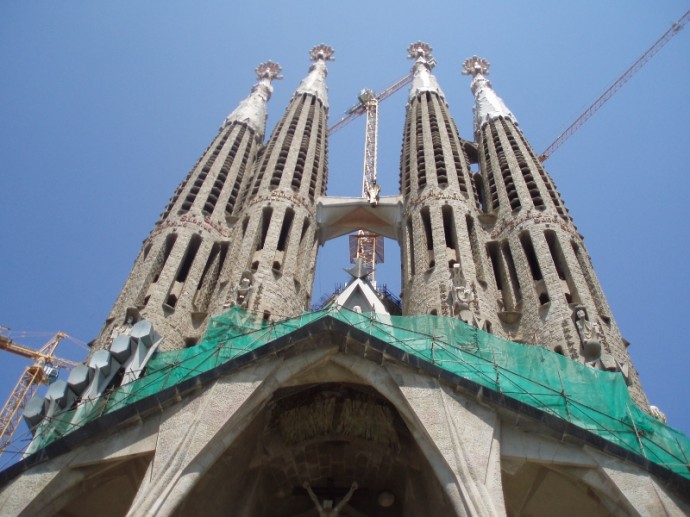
<box><xmin>92</xmin><ymin>62</ymin><xmax>281</xmax><ymax>351</ymax></box>
<box><xmin>464</xmin><ymin>56</ymin><xmax>647</xmax><ymax>406</ymax></box>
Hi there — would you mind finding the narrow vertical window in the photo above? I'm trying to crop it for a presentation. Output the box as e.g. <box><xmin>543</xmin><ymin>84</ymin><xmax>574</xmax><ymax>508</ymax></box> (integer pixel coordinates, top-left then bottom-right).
<box><xmin>273</xmin><ymin>208</ymin><xmax>295</xmax><ymax>272</ymax></box>
<box><xmin>257</xmin><ymin>207</ymin><xmax>273</xmax><ymax>251</ymax></box>
<box><xmin>154</xmin><ymin>234</ymin><xmax>177</xmax><ymax>283</ymax></box>
<box><xmin>277</xmin><ymin>209</ymin><xmax>295</xmax><ymax>252</ymax></box>
<box><xmin>545</xmin><ymin>230</ymin><xmax>579</xmax><ymax>304</ymax></box>
<box><xmin>194</xmin><ymin>241</ymin><xmax>230</xmax><ymax>311</ymax></box>
<box><xmin>441</xmin><ymin>205</ymin><xmax>459</xmax><ymax>268</ymax></box>
<box><xmin>166</xmin><ymin>234</ymin><xmax>202</xmax><ymax>308</ymax></box>
<box><xmin>420</xmin><ymin>207</ymin><xmax>434</xmax><ymax>268</ymax></box>
<box><xmin>487</xmin><ymin>242</ymin><xmax>505</xmax><ymax>297</ymax></box>
<box><xmin>520</xmin><ymin>231</ymin><xmax>549</xmax><ymax>305</ymax></box>
<box><xmin>519</xmin><ymin>232</ymin><xmax>542</xmax><ymax>281</ymax></box>
<box><xmin>138</xmin><ymin>234</ymin><xmax>177</xmax><ymax>307</ymax></box>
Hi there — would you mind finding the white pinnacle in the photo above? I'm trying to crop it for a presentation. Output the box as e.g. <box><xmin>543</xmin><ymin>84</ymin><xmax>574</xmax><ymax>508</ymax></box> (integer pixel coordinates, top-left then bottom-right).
<box><xmin>221</xmin><ymin>61</ymin><xmax>283</xmax><ymax>136</ymax></box>
<box><xmin>295</xmin><ymin>44</ymin><xmax>334</xmax><ymax>108</ymax></box>
<box><xmin>463</xmin><ymin>56</ymin><xmax>518</xmax><ymax>135</ymax></box>
<box><xmin>407</xmin><ymin>41</ymin><xmax>445</xmax><ymax>102</ymax></box>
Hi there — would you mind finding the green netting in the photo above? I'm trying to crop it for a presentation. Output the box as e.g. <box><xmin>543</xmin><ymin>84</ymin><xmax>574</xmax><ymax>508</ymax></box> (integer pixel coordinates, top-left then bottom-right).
<box><xmin>28</xmin><ymin>306</ymin><xmax>690</xmax><ymax>480</ymax></box>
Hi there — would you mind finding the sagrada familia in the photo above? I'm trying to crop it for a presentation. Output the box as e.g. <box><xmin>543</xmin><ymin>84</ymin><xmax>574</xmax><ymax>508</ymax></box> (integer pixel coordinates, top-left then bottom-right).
<box><xmin>1</xmin><ymin>43</ymin><xmax>688</xmax><ymax>516</ymax></box>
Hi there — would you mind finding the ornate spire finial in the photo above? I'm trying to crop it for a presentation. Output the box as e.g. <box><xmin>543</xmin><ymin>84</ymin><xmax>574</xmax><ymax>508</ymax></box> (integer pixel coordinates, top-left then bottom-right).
<box><xmin>220</xmin><ymin>61</ymin><xmax>280</xmax><ymax>132</ymax></box>
<box><xmin>407</xmin><ymin>41</ymin><xmax>436</xmax><ymax>68</ymax></box>
<box><xmin>462</xmin><ymin>56</ymin><xmax>490</xmax><ymax>77</ymax></box>
<box><xmin>255</xmin><ymin>61</ymin><xmax>283</xmax><ymax>82</ymax></box>
<box><xmin>407</xmin><ymin>41</ymin><xmax>443</xmax><ymax>100</ymax></box>
<box><xmin>295</xmin><ymin>45</ymin><xmax>332</xmax><ymax>107</ymax></box>
<box><xmin>462</xmin><ymin>55</ymin><xmax>518</xmax><ymax>134</ymax></box>
<box><xmin>309</xmin><ymin>44</ymin><xmax>334</xmax><ymax>62</ymax></box>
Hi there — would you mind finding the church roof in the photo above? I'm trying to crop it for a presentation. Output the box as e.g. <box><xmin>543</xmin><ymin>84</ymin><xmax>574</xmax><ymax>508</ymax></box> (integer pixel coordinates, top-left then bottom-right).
<box><xmin>3</xmin><ymin>306</ymin><xmax>689</xmax><ymax>492</ymax></box>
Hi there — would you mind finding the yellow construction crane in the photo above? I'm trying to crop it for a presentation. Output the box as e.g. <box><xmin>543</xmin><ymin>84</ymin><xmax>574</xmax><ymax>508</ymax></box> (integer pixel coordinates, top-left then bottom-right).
<box><xmin>0</xmin><ymin>330</ymin><xmax>79</xmax><ymax>455</ymax></box>
<box><xmin>539</xmin><ymin>9</ymin><xmax>689</xmax><ymax>162</ymax></box>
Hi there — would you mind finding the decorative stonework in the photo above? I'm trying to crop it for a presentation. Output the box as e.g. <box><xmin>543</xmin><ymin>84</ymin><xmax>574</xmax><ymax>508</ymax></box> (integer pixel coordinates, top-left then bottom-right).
<box><xmin>247</xmin><ymin>190</ymin><xmax>316</xmax><ymax>217</ymax></box>
<box><xmin>403</xmin><ymin>190</ymin><xmax>470</xmax><ymax>216</ymax></box>
<box><xmin>462</xmin><ymin>55</ymin><xmax>490</xmax><ymax>77</ymax></box>
<box><xmin>407</xmin><ymin>41</ymin><xmax>435</xmax><ymax>67</ymax></box>
<box><xmin>148</xmin><ymin>213</ymin><xmax>235</xmax><ymax>240</ymax></box>
<box><xmin>309</xmin><ymin>44</ymin><xmax>334</xmax><ymax>62</ymax></box>
<box><xmin>255</xmin><ymin>61</ymin><xmax>283</xmax><ymax>82</ymax></box>
<box><xmin>489</xmin><ymin>211</ymin><xmax>580</xmax><ymax>240</ymax></box>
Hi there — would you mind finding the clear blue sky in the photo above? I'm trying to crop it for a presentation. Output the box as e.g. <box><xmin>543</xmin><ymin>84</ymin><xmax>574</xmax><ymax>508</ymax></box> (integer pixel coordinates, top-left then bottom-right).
<box><xmin>1</xmin><ymin>2</ymin><xmax>688</xmax><ymax>467</ymax></box>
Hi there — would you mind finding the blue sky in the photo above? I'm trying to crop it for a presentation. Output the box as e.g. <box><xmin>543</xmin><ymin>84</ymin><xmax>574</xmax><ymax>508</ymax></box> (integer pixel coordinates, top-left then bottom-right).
<box><xmin>1</xmin><ymin>2</ymin><xmax>688</xmax><ymax>467</ymax></box>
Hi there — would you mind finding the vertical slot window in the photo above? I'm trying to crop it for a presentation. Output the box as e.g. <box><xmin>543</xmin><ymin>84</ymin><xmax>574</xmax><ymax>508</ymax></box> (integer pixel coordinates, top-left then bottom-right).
<box><xmin>519</xmin><ymin>232</ymin><xmax>542</xmax><ymax>281</ymax></box>
<box><xmin>442</xmin><ymin>205</ymin><xmax>459</xmax><ymax>268</ymax></box>
<box><xmin>277</xmin><ymin>209</ymin><xmax>295</xmax><ymax>252</ymax></box>
<box><xmin>166</xmin><ymin>234</ymin><xmax>202</xmax><ymax>308</ymax></box>
<box><xmin>420</xmin><ymin>207</ymin><xmax>434</xmax><ymax>268</ymax></box>
<box><xmin>257</xmin><ymin>207</ymin><xmax>273</xmax><ymax>251</ymax></box>
<box><xmin>545</xmin><ymin>231</ymin><xmax>579</xmax><ymax>304</ymax></box>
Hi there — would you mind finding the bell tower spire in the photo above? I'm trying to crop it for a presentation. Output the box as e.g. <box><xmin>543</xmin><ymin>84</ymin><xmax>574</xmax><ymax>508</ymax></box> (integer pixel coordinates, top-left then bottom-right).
<box><xmin>215</xmin><ymin>45</ymin><xmax>333</xmax><ymax>322</ymax></box>
<box><xmin>221</xmin><ymin>61</ymin><xmax>283</xmax><ymax>133</ymax></box>
<box><xmin>400</xmin><ymin>43</ymin><xmax>491</xmax><ymax>323</ymax></box>
<box><xmin>462</xmin><ymin>56</ymin><xmax>518</xmax><ymax>136</ymax></box>
<box><xmin>466</xmin><ymin>56</ymin><xmax>648</xmax><ymax>406</ymax></box>
<box><xmin>92</xmin><ymin>62</ymin><xmax>281</xmax><ymax>351</ymax></box>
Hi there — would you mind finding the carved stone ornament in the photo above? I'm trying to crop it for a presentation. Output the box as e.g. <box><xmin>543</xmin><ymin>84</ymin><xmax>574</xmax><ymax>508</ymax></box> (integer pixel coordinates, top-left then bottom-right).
<box><xmin>462</xmin><ymin>55</ymin><xmax>490</xmax><ymax>77</ymax></box>
<box><xmin>573</xmin><ymin>305</ymin><xmax>602</xmax><ymax>359</ymax></box>
<box><xmin>231</xmin><ymin>270</ymin><xmax>255</xmax><ymax>309</ymax></box>
<box><xmin>309</xmin><ymin>44</ymin><xmax>334</xmax><ymax>62</ymax></box>
<box><xmin>255</xmin><ymin>61</ymin><xmax>283</xmax><ymax>82</ymax></box>
<box><xmin>407</xmin><ymin>41</ymin><xmax>436</xmax><ymax>68</ymax></box>
<box><xmin>447</xmin><ymin>264</ymin><xmax>476</xmax><ymax>325</ymax></box>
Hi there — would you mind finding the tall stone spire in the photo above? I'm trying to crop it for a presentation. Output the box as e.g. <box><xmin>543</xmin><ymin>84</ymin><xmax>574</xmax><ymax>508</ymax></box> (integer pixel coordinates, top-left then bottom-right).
<box><xmin>462</xmin><ymin>56</ymin><xmax>518</xmax><ymax>136</ymax></box>
<box><xmin>91</xmin><ymin>62</ymin><xmax>281</xmax><ymax>352</ymax></box>
<box><xmin>215</xmin><ymin>45</ymin><xmax>333</xmax><ymax>322</ymax></box>
<box><xmin>407</xmin><ymin>41</ymin><xmax>445</xmax><ymax>101</ymax></box>
<box><xmin>293</xmin><ymin>44</ymin><xmax>333</xmax><ymax>107</ymax></box>
<box><xmin>399</xmin><ymin>43</ymin><xmax>491</xmax><ymax>323</ymax></box>
<box><xmin>221</xmin><ymin>61</ymin><xmax>283</xmax><ymax>134</ymax></box>
<box><xmin>465</xmin><ymin>56</ymin><xmax>648</xmax><ymax>407</ymax></box>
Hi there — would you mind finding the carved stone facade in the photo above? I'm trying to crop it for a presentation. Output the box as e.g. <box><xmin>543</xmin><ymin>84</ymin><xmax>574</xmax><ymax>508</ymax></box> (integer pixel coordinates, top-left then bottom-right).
<box><xmin>2</xmin><ymin>44</ymin><xmax>686</xmax><ymax>516</ymax></box>
<box><xmin>91</xmin><ymin>62</ymin><xmax>282</xmax><ymax>351</ymax></box>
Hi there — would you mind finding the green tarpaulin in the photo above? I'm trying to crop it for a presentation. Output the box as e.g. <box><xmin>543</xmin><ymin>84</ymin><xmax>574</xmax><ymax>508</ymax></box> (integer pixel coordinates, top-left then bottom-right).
<box><xmin>29</xmin><ymin>305</ymin><xmax>690</xmax><ymax>480</ymax></box>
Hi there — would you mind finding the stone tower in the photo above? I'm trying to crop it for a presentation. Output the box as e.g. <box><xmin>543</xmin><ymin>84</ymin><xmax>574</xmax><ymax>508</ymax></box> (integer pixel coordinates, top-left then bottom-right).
<box><xmin>215</xmin><ymin>45</ymin><xmax>332</xmax><ymax>322</ymax></box>
<box><xmin>400</xmin><ymin>43</ymin><xmax>492</xmax><ymax>325</ymax></box>
<box><xmin>92</xmin><ymin>61</ymin><xmax>283</xmax><ymax>352</ymax></box>
<box><xmin>462</xmin><ymin>56</ymin><xmax>647</xmax><ymax>407</ymax></box>
<box><xmin>1</xmin><ymin>44</ymin><xmax>688</xmax><ymax>516</ymax></box>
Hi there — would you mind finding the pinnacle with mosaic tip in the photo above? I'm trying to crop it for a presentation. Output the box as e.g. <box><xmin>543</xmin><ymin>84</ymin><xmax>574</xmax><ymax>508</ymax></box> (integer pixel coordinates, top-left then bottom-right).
<box><xmin>406</xmin><ymin>41</ymin><xmax>436</xmax><ymax>68</ymax></box>
<box><xmin>309</xmin><ymin>44</ymin><xmax>334</xmax><ymax>62</ymax></box>
<box><xmin>255</xmin><ymin>61</ymin><xmax>283</xmax><ymax>82</ymax></box>
<box><xmin>462</xmin><ymin>55</ymin><xmax>490</xmax><ymax>77</ymax></box>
